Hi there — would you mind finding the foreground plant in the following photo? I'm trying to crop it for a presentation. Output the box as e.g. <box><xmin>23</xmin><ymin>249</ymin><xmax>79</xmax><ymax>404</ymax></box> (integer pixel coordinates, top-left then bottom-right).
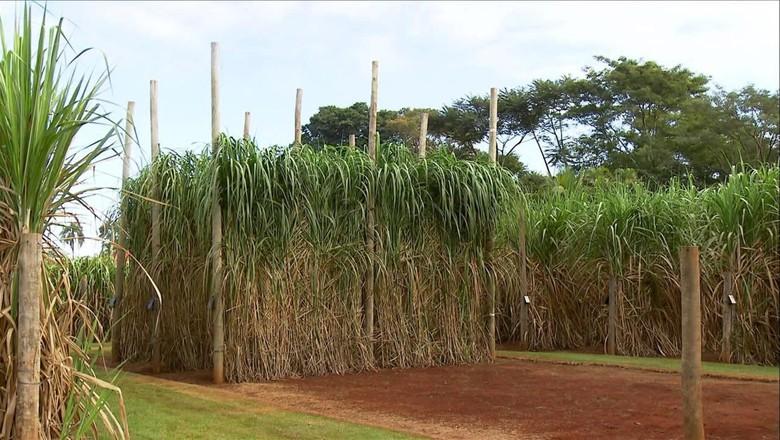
<box><xmin>0</xmin><ymin>5</ymin><xmax>126</xmax><ymax>438</ymax></box>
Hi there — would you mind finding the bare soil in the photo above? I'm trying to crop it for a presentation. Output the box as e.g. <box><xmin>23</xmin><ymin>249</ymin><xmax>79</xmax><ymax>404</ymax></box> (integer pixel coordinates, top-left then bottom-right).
<box><xmin>129</xmin><ymin>358</ymin><xmax>779</xmax><ymax>439</ymax></box>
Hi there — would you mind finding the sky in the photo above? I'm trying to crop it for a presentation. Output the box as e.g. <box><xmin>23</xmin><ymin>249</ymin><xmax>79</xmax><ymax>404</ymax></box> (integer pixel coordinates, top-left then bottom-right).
<box><xmin>1</xmin><ymin>1</ymin><xmax>778</xmax><ymax>256</ymax></box>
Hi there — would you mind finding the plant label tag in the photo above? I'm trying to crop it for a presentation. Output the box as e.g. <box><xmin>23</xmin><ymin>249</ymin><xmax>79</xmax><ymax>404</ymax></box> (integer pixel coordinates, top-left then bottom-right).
<box><xmin>728</xmin><ymin>294</ymin><xmax>737</xmax><ymax>305</ymax></box>
<box><xmin>523</xmin><ymin>295</ymin><xmax>531</xmax><ymax>304</ymax></box>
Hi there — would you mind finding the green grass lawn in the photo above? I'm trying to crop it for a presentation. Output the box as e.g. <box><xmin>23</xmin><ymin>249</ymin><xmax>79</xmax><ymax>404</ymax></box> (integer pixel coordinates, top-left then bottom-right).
<box><xmin>499</xmin><ymin>350</ymin><xmax>779</xmax><ymax>381</ymax></box>
<box><xmin>98</xmin><ymin>371</ymin><xmax>418</xmax><ymax>440</ymax></box>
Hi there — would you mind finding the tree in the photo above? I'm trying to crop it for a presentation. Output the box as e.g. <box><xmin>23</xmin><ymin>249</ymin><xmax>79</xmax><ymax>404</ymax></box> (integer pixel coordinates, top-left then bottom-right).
<box><xmin>382</xmin><ymin>107</ymin><xmax>438</xmax><ymax>148</ymax></box>
<box><xmin>302</xmin><ymin>102</ymin><xmax>408</xmax><ymax>148</ymax></box>
<box><xmin>714</xmin><ymin>86</ymin><xmax>779</xmax><ymax>165</ymax></box>
<box><xmin>428</xmin><ymin>96</ymin><xmax>489</xmax><ymax>156</ymax></box>
<box><xmin>526</xmin><ymin>78</ymin><xmax>589</xmax><ymax>171</ymax></box>
<box><xmin>98</xmin><ymin>210</ymin><xmax>119</xmax><ymax>256</ymax></box>
<box><xmin>429</xmin><ymin>94</ymin><xmax>545</xmax><ymax>178</ymax></box>
<box><xmin>574</xmin><ymin>56</ymin><xmax>713</xmax><ymax>181</ymax></box>
<box><xmin>60</xmin><ymin>221</ymin><xmax>85</xmax><ymax>257</ymax></box>
<box><xmin>302</xmin><ymin>102</ymin><xmax>371</xmax><ymax>147</ymax></box>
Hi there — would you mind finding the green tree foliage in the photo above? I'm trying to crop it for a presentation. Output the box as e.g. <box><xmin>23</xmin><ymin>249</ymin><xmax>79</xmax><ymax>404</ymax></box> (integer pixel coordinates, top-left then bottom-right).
<box><xmin>301</xmin><ymin>102</ymin><xmax>372</xmax><ymax>147</ymax></box>
<box><xmin>713</xmin><ymin>85</ymin><xmax>779</xmax><ymax>165</ymax></box>
<box><xmin>428</xmin><ymin>96</ymin><xmax>489</xmax><ymax>154</ymax></box>
<box><xmin>59</xmin><ymin>221</ymin><xmax>85</xmax><ymax>257</ymax></box>
<box><xmin>303</xmin><ymin>103</ymin><xmax>437</xmax><ymax>149</ymax></box>
<box><xmin>98</xmin><ymin>209</ymin><xmax>119</xmax><ymax>256</ymax></box>
<box><xmin>301</xmin><ymin>57</ymin><xmax>777</xmax><ymax>186</ymax></box>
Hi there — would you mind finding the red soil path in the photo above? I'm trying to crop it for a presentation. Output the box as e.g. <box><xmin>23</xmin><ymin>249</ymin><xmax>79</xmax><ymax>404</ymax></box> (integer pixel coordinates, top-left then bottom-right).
<box><xmin>140</xmin><ymin>358</ymin><xmax>778</xmax><ymax>439</ymax></box>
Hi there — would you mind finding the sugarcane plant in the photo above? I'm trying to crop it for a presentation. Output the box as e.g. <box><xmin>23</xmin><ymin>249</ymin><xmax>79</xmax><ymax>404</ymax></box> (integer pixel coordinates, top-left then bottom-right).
<box><xmin>0</xmin><ymin>5</ymin><xmax>127</xmax><ymax>438</ymax></box>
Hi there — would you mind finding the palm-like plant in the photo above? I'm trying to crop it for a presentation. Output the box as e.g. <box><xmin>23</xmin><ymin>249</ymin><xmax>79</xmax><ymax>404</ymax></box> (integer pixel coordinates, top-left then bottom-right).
<box><xmin>59</xmin><ymin>221</ymin><xmax>85</xmax><ymax>257</ymax></box>
<box><xmin>98</xmin><ymin>209</ymin><xmax>119</xmax><ymax>256</ymax></box>
<box><xmin>0</xmin><ymin>5</ymin><xmax>118</xmax><ymax>438</ymax></box>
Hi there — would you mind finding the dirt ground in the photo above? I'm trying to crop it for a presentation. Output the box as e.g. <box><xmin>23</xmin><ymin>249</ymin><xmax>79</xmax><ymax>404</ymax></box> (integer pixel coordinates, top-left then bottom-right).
<box><xmin>135</xmin><ymin>358</ymin><xmax>778</xmax><ymax>440</ymax></box>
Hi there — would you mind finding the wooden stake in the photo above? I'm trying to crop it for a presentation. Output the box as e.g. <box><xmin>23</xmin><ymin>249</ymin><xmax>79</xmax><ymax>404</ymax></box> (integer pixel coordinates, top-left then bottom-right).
<box><xmin>680</xmin><ymin>246</ymin><xmax>705</xmax><ymax>440</ymax></box>
<box><xmin>607</xmin><ymin>275</ymin><xmax>617</xmax><ymax>355</ymax></box>
<box><xmin>720</xmin><ymin>270</ymin><xmax>734</xmax><ymax>363</ymax></box>
<box><xmin>211</xmin><ymin>42</ymin><xmax>225</xmax><ymax>385</ymax></box>
<box><xmin>348</xmin><ymin>133</ymin><xmax>356</xmax><ymax>148</ymax></box>
<box><xmin>368</xmin><ymin>62</ymin><xmax>378</xmax><ymax>159</ymax></box>
<box><xmin>112</xmin><ymin>100</ymin><xmax>134</xmax><ymax>364</ymax></box>
<box><xmin>418</xmin><ymin>112</ymin><xmax>428</xmax><ymax>158</ymax></box>
<box><xmin>294</xmin><ymin>88</ymin><xmax>303</xmax><ymax>145</ymax></box>
<box><xmin>243</xmin><ymin>112</ymin><xmax>251</xmax><ymax>140</ymax></box>
<box><xmin>488</xmin><ymin>87</ymin><xmax>498</xmax><ymax>164</ymax></box>
<box><xmin>364</xmin><ymin>60</ymin><xmax>378</xmax><ymax>356</ymax></box>
<box><xmin>150</xmin><ymin>80</ymin><xmax>162</xmax><ymax>374</ymax></box>
<box><xmin>488</xmin><ymin>87</ymin><xmax>497</xmax><ymax>360</ymax></box>
<box><xmin>16</xmin><ymin>231</ymin><xmax>42</xmax><ymax>440</ymax></box>
<box><xmin>518</xmin><ymin>202</ymin><xmax>529</xmax><ymax>349</ymax></box>
<box><xmin>79</xmin><ymin>275</ymin><xmax>88</xmax><ymax>302</ymax></box>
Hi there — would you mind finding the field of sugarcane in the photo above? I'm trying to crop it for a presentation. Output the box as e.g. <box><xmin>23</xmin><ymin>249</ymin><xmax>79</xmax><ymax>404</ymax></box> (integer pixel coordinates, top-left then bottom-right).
<box><xmin>118</xmin><ymin>137</ymin><xmax>515</xmax><ymax>381</ymax></box>
<box><xmin>495</xmin><ymin>167</ymin><xmax>779</xmax><ymax>365</ymax></box>
<box><xmin>118</xmin><ymin>135</ymin><xmax>779</xmax><ymax>381</ymax></box>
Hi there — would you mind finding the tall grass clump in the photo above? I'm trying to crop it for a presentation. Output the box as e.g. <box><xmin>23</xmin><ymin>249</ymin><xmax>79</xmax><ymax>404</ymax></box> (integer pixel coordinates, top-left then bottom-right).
<box><xmin>120</xmin><ymin>137</ymin><xmax>516</xmax><ymax>381</ymax></box>
<box><xmin>496</xmin><ymin>167</ymin><xmax>778</xmax><ymax>364</ymax></box>
<box><xmin>67</xmin><ymin>256</ymin><xmax>116</xmax><ymax>334</ymax></box>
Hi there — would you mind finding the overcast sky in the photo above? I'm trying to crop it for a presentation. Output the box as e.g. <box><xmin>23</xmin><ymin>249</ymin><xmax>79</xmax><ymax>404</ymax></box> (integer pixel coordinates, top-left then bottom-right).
<box><xmin>2</xmin><ymin>1</ymin><xmax>778</xmax><ymax>255</ymax></box>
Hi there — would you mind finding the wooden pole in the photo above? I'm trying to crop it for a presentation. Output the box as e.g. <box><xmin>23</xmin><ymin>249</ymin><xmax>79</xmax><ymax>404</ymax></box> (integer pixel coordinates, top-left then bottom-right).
<box><xmin>488</xmin><ymin>88</ymin><xmax>498</xmax><ymax>164</ymax></box>
<box><xmin>720</xmin><ymin>270</ymin><xmax>734</xmax><ymax>362</ymax></box>
<box><xmin>79</xmin><ymin>275</ymin><xmax>88</xmax><ymax>302</ymax></box>
<box><xmin>348</xmin><ymin>134</ymin><xmax>356</xmax><ymax>148</ymax></box>
<box><xmin>150</xmin><ymin>79</ymin><xmax>162</xmax><ymax>374</ymax></box>
<box><xmin>488</xmin><ymin>87</ymin><xmax>497</xmax><ymax>360</ymax></box>
<box><xmin>294</xmin><ymin>88</ymin><xmax>303</xmax><ymax>145</ymax></box>
<box><xmin>680</xmin><ymin>246</ymin><xmax>705</xmax><ymax>440</ymax></box>
<box><xmin>112</xmin><ymin>100</ymin><xmax>134</xmax><ymax>364</ymax></box>
<box><xmin>211</xmin><ymin>42</ymin><xmax>225</xmax><ymax>384</ymax></box>
<box><xmin>418</xmin><ymin>112</ymin><xmax>428</xmax><ymax>158</ymax></box>
<box><xmin>364</xmin><ymin>60</ymin><xmax>378</xmax><ymax>356</ymax></box>
<box><xmin>368</xmin><ymin>63</ymin><xmax>378</xmax><ymax>158</ymax></box>
<box><xmin>16</xmin><ymin>231</ymin><xmax>42</xmax><ymax>440</ymax></box>
<box><xmin>607</xmin><ymin>275</ymin><xmax>617</xmax><ymax>355</ymax></box>
<box><xmin>518</xmin><ymin>202</ymin><xmax>529</xmax><ymax>349</ymax></box>
<box><xmin>243</xmin><ymin>112</ymin><xmax>251</xmax><ymax>140</ymax></box>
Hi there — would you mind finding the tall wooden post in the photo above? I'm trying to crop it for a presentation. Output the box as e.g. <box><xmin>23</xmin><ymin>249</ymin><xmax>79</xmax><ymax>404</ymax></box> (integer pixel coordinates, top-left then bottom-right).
<box><xmin>211</xmin><ymin>42</ymin><xmax>225</xmax><ymax>384</ymax></box>
<box><xmin>348</xmin><ymin>134</ymin><xmax>356</xmax><ymax>148</ymax></box>
<box><xmin>680</xmin><ymin>246</ymin><xmax>705</xmax><ymax>440</ymax></box>
<box><xmin>368</xmin><ymin>62</ymin><xmax>378</xmax><ymax>159</ymax></box>
<box><xmin>487</xmin><ymin>87</ymin><xmax>498</xmax><ymax>360</ymax></box>
<box><xmin>720</xmin><ymin>270</ymin><xmax>734</xmax><ymax>362</ymax></box>
<box><xmin>607</xmin><ymin>275</ymin><xmax>617</xmax><ymax>355</ymax></box>
<box><xmin>150</xmin><ymin>80</ymin><xmax>162</xmax><ymax>373</ymax></box>
<box><xmin>418</xmin><ymin>112</ymin><xmax>428</xmax><ymax>158</ymax></box>
<box><xmin>294</xmin><ymin>88</ymin><xmax>303</xmax><ymax>145</ymax></box>
<box><xmin>243</xmin><ymin>112</ymin><xmax>251</xmax><ymax>140</ymax></box>
<box><xmin>518</xmin><ymin>201</ymin><xmax>529</xmax><ymax>349</ymax></box>
<box><xmin>16</xmin><ymin>231</ymin><xmax>42</xmax><ymax>440</ymax></box>
<box><xmin>112</xmin><ymin>100</ymin><xmax>134</xmax><ymax>364</ymax></box>
<box><xmin>364</xmin><ymin>60</ymin><xmax>378</xmax><ymax>356</ymax></box>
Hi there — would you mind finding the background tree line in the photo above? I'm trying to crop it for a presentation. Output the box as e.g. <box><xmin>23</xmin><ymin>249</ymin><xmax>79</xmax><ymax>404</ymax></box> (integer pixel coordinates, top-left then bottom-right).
<box><xmin>303</xmin><ymin>56</ymin><xmax>778</xmax><ymax>187</ymax></box>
